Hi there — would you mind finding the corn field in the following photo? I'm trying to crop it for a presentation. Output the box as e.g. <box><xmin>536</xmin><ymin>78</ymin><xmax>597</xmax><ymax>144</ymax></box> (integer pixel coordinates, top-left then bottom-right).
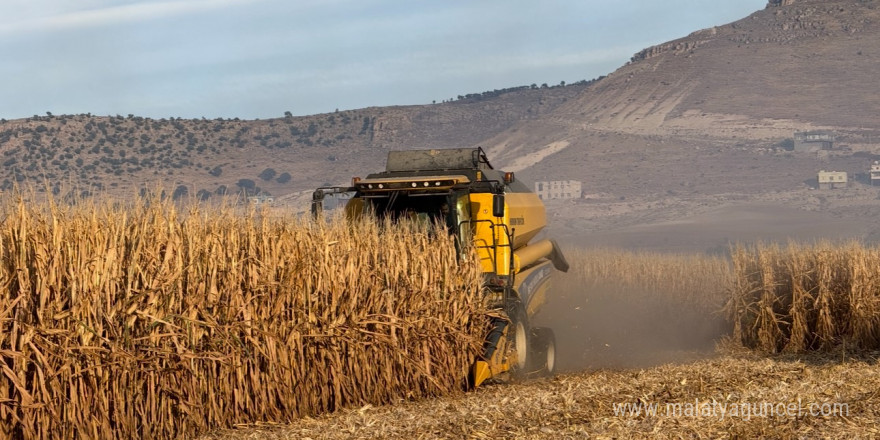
<box><xmin>0</xmin><ymin>196</ymin><xmax>486</xmax><ymax>439</ymax></box>
<box><xmin>728</xmin><ymin>241</ymin><xmax>880</xmax><ymax>352</ymax></box>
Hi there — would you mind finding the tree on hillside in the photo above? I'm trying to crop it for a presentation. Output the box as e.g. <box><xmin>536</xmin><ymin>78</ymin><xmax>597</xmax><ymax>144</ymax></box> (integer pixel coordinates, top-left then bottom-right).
<box><xmin>172</xmin><ymin>185</ymin><xmax>188</xmax><ymax>200</ymax></box>
<box><xmin>276</xmin><ymin>172</ymin><xmax>291</xmax><ymax>184</ymax></box>
<box><xmin>236</xmin><ymin>179</ymin><xmax>255</xmax><ymax>192</ymax></box>
<box><xmin>258</xmin><ymin>168</ymin><xmax>276</xmax><ymax>181</ymax></box>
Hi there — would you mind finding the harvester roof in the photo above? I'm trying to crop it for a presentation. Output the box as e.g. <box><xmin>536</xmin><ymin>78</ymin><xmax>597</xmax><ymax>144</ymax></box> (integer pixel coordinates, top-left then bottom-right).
<box><xmin>385</xmin><ymin>148</ymin><xmax>493</xmax><ymax>173</ymax></box>
<box><xmin>366</xmin><ymin>147</ymin><xmax>531</xmax><ymax>194</ymax></box>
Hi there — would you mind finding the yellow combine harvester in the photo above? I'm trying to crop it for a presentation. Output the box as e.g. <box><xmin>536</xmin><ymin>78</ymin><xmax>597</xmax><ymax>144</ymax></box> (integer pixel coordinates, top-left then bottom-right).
<box><xmin>312</xmin><ymin>148</ymin><xmax>568</xmax><ymax>387</ymax></box>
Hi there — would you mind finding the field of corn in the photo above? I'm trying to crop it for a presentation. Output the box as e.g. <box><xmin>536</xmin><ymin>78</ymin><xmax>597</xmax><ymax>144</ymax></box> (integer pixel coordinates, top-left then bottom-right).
<box><xmin>3</xmin><ymin>191</ymin><xmax>880</xmax><ymax>439</ymax></box>
<box><xmin>0</xmin><ymin>196</ymin><xmax>486</xmax><ymax>439</ymax></box>
<box><xmin>207</xmin><ymin>245</ymin><xmax>880</xmax><ymax>439</ymax></box>
<box><xmin>729</xmin><ymin>242</ymin><xmax>880</xmax><ymax>352</ymax></box>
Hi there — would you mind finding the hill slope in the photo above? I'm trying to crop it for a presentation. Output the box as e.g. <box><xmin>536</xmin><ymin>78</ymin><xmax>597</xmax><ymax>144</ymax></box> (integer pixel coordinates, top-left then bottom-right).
<box><xmin>3</xmin><ymin>0</ymin><xmax>880</xmax><ymax>251</ymax></box>
<box><xmin>561</xmin><ymin>0</ymin><xmax>880</xmax><ymax>136</ymax></box>
<box><xmin>0</xmin><ymin>84</ymin><xmax>589</xmax><ymax>200</ymax></box>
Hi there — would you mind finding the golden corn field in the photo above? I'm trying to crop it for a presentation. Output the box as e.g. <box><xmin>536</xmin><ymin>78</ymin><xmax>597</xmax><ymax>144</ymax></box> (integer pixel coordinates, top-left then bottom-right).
<box><xmin>4</xmin><ymin>190</ymin><xmax>880</xmax><ymax>439</ymax></box>
<box><xmin>0</xmin><ymin>196</ymin><xmax>486</xmax><ymax>439</ymax></box>
<box><xmin>206</xmin><ymin>244</ymin><xmax>880</xmax><ymax>439</ymax></box>
<box><xmin>729</xmin><ymin>241</ymin><xmax>880</xmax><ymax>353</ymax></box>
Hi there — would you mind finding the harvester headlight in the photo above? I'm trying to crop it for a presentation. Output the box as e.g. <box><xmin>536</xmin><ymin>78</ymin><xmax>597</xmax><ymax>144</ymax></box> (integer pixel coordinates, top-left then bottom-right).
<box><xmin>423</xmin><ymin>181</ymin><xmax>429</xmax><ymax>187</ymax></box>
<box><xmin>377</xmin><ymin>183</ymin><xmax>384</xmax><ymax>189</ymax></box>
<box><xmin>435</xmin><ymin>181</ymin><xmax>441</xmax><ymax>186</ymax></box>
<box><xmin>367</xmin><ymin>184</ymin><xmax>373</xmax><ymax>189</ymax></box>
<box><xmin>411</xmin><ymin>182</ymin><xmax>418</xmax><ymax>188</ymax></box>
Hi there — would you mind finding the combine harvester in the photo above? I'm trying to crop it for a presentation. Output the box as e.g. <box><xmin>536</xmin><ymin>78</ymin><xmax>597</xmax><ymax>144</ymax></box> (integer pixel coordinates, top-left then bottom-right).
<box><xmin>312</xmin><ymin>148</ymin><xmax>568</xmax><ymax>387</ymax></box>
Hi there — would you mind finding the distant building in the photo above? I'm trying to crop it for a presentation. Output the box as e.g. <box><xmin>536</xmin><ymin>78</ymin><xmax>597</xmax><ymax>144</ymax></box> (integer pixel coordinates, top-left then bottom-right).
<box><xmin>535</xmin><ymin>180</ymin><xmax>582</xmax><ymax>200</ymax></box>
<box><xmin>794</xmin><ymin>131</ymin><xmax>835</xmax><ymax>152</ymax></box>
<box><xmin>871</xmin><ymin>161</ymin><xmax>880</xmax><ymax>186</ymax></box>
<box><xmin>248</xmin><ymin>195</ymin><xmax>275</xmax><ymax>205</ymax></box>
<box><xmin>818</xmin><ymin>170</ymin><xmax>847</xmax><ymax>189</ymax></box>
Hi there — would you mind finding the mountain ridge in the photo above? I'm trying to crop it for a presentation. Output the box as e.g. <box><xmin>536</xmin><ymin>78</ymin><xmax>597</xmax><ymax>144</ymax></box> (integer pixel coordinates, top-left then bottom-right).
<box><xmin>2</xmin><ymin>0</ymin><xmax>879</xmax><ymax>245</ymax></box>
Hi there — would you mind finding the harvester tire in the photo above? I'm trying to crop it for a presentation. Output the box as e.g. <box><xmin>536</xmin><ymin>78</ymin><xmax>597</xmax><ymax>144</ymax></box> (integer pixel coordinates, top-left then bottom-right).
<box><xmin>529</xmin><ymin>327</ymin><xmax>557</xmax><ymax>376</ymax></box>
<box><xmin>508</xmin><ymin>306</ymin><xmax>530</xmax><ymax>378</ymax></box>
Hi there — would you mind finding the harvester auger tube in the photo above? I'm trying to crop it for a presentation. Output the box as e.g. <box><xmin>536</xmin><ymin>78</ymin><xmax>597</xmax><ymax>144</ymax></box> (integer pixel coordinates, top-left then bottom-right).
<box><xmin>548</xmin><ymin>239</ymin><xmax>570</xmax><ymax>273</ymax></box>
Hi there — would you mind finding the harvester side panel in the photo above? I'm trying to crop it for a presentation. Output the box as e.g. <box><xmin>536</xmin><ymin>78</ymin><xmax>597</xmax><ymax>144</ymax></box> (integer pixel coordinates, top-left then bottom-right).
<box><xmin>469</xmin><ymin>192</ymin><xmax>512</xmax><ymax>276</ymax></box>
<box><xmin>503</xmin><ymin>192</ymin><xmax>547</xmax><ymax>250</ymax></box>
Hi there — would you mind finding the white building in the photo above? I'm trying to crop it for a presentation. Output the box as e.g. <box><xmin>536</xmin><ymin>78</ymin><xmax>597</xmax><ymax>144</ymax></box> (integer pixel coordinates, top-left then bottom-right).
<box><xmin>871</xmin><ymin>161</ymin><xmax>880</xmax><ymax>186</ymax></box>
<box><xmin>534</xmin><ymin>180</ymin><xmax>582</xmax><ymax>200</ymax></box>
<box><xmin>818</xmin><ymin>170</ymin><xmax>847</xmax><ymax>190</ymax></box>
<box><xmin>248</xmin><ymin>195</ymin><xmax>276</xmax><ymax>205</ymax></box>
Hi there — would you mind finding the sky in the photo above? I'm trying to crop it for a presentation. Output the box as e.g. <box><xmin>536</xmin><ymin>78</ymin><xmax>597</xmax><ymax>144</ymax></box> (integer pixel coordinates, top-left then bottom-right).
<box><xmin>0</xmin><ymin>0</ymin><xmax>767</xmax><ymax>120</ymax></box>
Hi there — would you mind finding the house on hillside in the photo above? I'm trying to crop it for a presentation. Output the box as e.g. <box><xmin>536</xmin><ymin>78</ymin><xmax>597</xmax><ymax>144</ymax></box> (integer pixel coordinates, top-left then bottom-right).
<box><xmin>535</xmin><ymin>180</ymin><xmax>582</xmax><ymax>200</ymax></box>
<box><xmin>794</xmin><ymin>131</ymin><xmax>835</xmax><ymax>152</ymax></box>
<box><xmin>248</xmin><ymin>195</ymin><xmax>275</xmax><ymax>205</ymax></box>
<box><xmin>818</xmin><ymin>170</ymin><xmax>847</xmax><ymax>190</ymax></box>
<box><xmin>871</xmin><ymin>161</ymin><xmax>880</xmax><ymax>186</ymax></box>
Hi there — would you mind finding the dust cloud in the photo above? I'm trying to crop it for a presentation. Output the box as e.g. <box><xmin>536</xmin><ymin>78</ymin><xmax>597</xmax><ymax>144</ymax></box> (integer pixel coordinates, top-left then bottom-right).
<box><xmin>531</xmin><ymin>268</ymin><xmax>730</xmax><ymax>372</ymax></box>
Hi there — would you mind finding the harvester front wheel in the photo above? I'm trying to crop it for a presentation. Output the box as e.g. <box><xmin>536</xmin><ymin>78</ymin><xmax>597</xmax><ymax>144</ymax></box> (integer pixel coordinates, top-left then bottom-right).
<box><xmin>530</xmin><ymin>327</ymin><xmax>557</xmax><ymax>376</ymax></box>
<box><xmin>508</xmin><ymin>306</ymin><xmax>530</xmax><ymax>378</ymax></box>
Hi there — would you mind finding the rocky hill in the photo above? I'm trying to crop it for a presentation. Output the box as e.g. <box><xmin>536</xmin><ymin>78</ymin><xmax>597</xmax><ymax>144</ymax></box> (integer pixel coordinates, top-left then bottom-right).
<box><xmin>564</xmin><ymin>0</ymin><xmax>880</xmax><ymax>135</ymax></box>
<box><xmin>3</xmin><ymin>0</ymin><xmax>880</xmax><ymax>251</ymax></box>
<box><xmin>0</xmin><ymin>82</ymin><xmax>592</xmax><ymax>200</ymax></box>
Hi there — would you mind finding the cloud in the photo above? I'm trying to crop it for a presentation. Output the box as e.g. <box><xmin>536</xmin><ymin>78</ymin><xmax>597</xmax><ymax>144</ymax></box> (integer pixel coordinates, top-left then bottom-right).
<box><xmin>0</xmin><ymin>0</ymin><xmax>263</xmax><ymax>36</ymax></box>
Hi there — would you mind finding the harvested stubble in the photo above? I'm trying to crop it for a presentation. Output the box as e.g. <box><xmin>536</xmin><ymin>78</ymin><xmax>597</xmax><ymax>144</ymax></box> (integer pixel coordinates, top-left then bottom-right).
<box><xmin>203</xmin><ymin>347</ymin><xmax>880</xmax><ymax>439</ymax></box>
<box><xmin>0</xmin><ymin>196</ymin><xmax>486</xmax><ymax>439</ymax></box>
<box><xmin>729</xmin><ymin>241</ymin><xmax>880</xmax><ymax>352</ymax></box>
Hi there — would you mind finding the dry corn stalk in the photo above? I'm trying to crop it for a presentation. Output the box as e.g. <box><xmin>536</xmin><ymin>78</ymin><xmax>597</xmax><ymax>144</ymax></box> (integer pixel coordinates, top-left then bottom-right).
<box><xmin>0</xmin><ymin>194</ymin><xmax>487</xmax><ymax>439</ymax></box>
<box><xmin>729</xmin><ymin>241</ymin><xmax>880</xmax><ymax>352</ymax></box>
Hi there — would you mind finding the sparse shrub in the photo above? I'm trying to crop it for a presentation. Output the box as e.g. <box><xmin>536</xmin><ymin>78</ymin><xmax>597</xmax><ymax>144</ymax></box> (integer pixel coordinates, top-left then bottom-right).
<box><xmin>236</xmin><ymin>179</ymin><xmax>255</xmax><ymax>191</ymax></box>
<box><xmin>172</xmin><ymin>185</ymin><xmax>188</xmax><ymax>200</ymax></box>
<box><xmin>258</xmin><ymin>168</ymin><xmax>276</xmax><ymax>181</ymax></box>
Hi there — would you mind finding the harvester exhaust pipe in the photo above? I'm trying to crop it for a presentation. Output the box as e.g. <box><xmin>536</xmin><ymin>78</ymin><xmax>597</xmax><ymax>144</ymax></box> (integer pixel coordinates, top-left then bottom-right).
<box><xmin>311</xmin><ymin>189</ymin><xmax>324</xmax><ymax>217</ymax></box>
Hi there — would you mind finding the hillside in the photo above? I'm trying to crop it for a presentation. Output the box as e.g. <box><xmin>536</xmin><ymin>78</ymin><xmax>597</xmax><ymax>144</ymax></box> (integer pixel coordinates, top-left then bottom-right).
<box><xmin>3</xmin><ymin>0</ymin><xmax>880</xmax><ymax>251</ymax></box>
<box><xmin>490</xmin><ymin>0</ymin><xmax>880</xmax><ymax>173</ymax></box>
<box><xmin>0</xmin><ymin>83</ymin><xmax>590</xmax><ymax>201</ymax></box>
<box><xmin>481</xmin><ymin>0</ymin><xmax>880</xmax><ymax>251</ymax></box>
<box><xmin>560</xmin><ymin>0</ymin><xmax>880</xmax><ymax>136</ymax></box>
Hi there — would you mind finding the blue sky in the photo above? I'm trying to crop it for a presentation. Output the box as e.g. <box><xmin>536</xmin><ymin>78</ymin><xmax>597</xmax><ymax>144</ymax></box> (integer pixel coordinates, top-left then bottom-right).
<box><xmin>0</xmin><ymin>0</ymin><xmax>766</xmax><ymax>120</ymax></box>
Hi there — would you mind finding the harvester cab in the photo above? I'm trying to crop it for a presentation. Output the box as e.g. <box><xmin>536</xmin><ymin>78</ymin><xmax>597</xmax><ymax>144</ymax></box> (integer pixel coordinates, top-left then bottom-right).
<box><xmin>312</xmin><ymin>147</ymin><xmax>568</xmax><ymax>387</ymax></box>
